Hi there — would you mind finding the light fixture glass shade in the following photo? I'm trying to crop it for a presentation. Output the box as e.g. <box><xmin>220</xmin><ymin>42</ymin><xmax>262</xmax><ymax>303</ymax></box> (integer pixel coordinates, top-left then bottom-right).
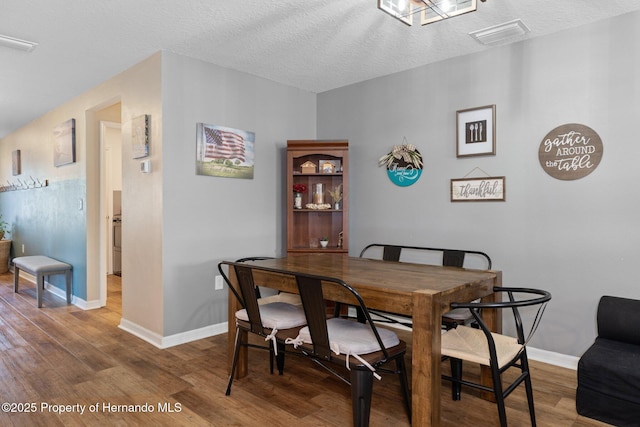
<box><xmin>0</xmin><ymin>34</ymin><xmax>38</xmax><ymax>52</ymax></box>
<box><xmin>378</xmin><ymin>0</ymin><xmax>477</xmax><ymax>26</ymax></box>
<box><xmin>421</xmin><ymin>0</ymin><xmax>477</xmax><ymax>25</ymax></box>
<box><xmin>378</xmin><ymin>0</ymin><xmax>418</xmax><ymax>26</ymax></box>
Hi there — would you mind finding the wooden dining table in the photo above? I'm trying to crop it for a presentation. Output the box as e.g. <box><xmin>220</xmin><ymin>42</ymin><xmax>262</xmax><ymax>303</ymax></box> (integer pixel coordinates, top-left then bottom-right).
<box><xmin>224</xmin><ymin>253</ymin><xmax>502</xmax><ymax>427</ymax></box>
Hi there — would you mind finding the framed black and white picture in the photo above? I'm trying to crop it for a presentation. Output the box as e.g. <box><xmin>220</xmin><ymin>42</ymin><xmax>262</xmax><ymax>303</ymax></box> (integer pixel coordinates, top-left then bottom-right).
<box><xmin>456</xmin><ymin>105</ymin><xmax>496</xmax><ymax>157</ymax></box>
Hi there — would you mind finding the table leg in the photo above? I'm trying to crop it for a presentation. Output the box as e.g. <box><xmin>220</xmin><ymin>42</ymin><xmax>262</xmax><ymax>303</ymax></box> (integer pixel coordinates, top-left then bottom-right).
<box><xmin>226</xmin><ymin>266</ymin><xmax>248</xmax><ymax>378</ymax></box>
<box><xmin>411</xmin><ymin>290</ymin><xmax>440</xmax><ymax>427</ymax></box>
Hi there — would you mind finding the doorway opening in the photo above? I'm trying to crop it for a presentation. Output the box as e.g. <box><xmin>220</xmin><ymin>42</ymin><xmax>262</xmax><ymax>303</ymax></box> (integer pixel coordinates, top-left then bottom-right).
<box><xmin>98</xmin><ymin>108</ymin><xmax>122</xmax><ymax>307</ymax></box>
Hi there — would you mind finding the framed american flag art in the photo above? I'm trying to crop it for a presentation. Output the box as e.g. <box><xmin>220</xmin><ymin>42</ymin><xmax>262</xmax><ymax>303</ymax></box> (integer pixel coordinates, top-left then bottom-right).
<box><xmin>196</xmin><ymin>123</ymin><xmax>255</xmax><ymax>179</ymax></box>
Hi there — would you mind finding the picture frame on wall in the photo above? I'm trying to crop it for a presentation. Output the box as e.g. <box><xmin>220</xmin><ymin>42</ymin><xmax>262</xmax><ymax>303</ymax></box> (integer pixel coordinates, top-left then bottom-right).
<box><xmin>195</xmin><ymin>123</ymin><xmax>255</xmax><ymax>179</ymax></box>
<box><xmin>132</xmin><ymin>114</ymin><xmax>150</xmax><ymax>159</ymax></box>
<box><xmin>53</xmin><ymin>118</ymin><xmax>76</xmax><ymax>167</ymax></box>
<box><xmin>451</xmin><ymin>176</ymin><xmax>506</xmax><ymax>202</ymax></box>
<box><xmin>456</xmin><ymin>104</ymin><xmax>496</xmax><ymax>157</ymax></box>
<box><xmin>12</xmin><ymin>150</ymin><xmax>21</xmax><ymax>176</ymax></box>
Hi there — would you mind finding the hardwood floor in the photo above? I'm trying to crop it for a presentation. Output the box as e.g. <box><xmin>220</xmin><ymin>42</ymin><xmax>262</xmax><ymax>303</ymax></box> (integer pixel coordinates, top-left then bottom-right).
<box><xmin>0</xmin><ymin>272</ymin><xmax>609</xmax><ymax>426</ymax></box>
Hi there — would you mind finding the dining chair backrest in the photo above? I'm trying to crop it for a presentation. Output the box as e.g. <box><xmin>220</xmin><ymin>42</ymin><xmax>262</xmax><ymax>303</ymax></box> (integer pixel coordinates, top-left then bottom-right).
<box><xmin>294</xmin><ymin>273</ymin><xmax>392</xmax><ymax>362</ymax></box>
<box><xmin>234</xmin><ymin>256</ymin><xmax>274</xmax><ymax>300</ymax></box>
<box><xmin>221</xmin><ymin>262</ymin><xmax>265</xmax><ymax>334</ymax></box>
<box><xmin>359</xmin><ymin>243</ymin><xmax>492</xmax><ymax>270</ymax></box>
<box><xmin>450</xmin><ymin>287</ymin><xmax>551</xmax><ymax>351</ymax></box>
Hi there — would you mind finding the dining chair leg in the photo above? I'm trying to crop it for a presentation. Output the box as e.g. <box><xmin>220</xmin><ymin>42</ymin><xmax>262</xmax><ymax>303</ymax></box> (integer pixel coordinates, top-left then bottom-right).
<box><xmin>350</xmin><ymin>367</ymin><xmax>374</xmax><ymax>427</ymax></box>
<box><xmin>226</xmin><ymin>327</ymin><xmax>243</xmax><ymax>396</ymax></box>
<box><xmin>269</xmin><ymin>341</ymin><xmax>274</xmax><ymax>375</ymax></box>
<box><xmin>521</xmin><ymin>355</ymin><xmax>537</xmax><ymax>426</ymax></box>
<box><xmin>276</xmin><ymin>342</ymin><xmax>286</xmax><ymax>375</ymax></box>
<box><xmin>396</xmin><ymin>357</ymin><xmax>411</xmax><ymax>422</ymax></box>
<box><xmin>450</xmin><ymin>358</ymin><xmax>462</xmax><ymax>401</ymax></box>
<box><xmin>491</xmin><ymin>366</ymin><xmax>507</xmax><ymax>427</ymax></box>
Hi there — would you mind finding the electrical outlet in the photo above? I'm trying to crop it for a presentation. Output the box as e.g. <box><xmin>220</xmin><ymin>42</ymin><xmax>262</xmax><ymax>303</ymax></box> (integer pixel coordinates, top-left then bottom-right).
<box><xmin>21</xmin><ymin>244</ymin><xmax>25</xmax><ymax>254</ymax></box>
<box><xmin>215</xmin><ymin>275</ymin><xmax>224</xmax><ymax>290</ymax></box>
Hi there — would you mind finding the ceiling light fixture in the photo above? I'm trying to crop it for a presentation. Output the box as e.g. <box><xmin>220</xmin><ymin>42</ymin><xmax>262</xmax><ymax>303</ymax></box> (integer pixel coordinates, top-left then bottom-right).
<box><xmin>468</xmin><ymin>19</ymin><xmax>530</xmax><ymax>45</ymax></box>
<box><xmin>0</xmin><ymin>34</ymin><xmax>38</xmax><ymax>52</ymax></box>
<box><xmin>378</xmin><ymin>0</ymin><xmax>485</xmax><ymax>26</ymax></box>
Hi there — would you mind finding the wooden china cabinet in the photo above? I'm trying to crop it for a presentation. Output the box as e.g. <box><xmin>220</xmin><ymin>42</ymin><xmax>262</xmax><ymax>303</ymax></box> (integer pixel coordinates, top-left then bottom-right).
<box><xmin>286</xmin><ymin>140</ymin><xmax>348</xmax><ymax>254</ymax></box>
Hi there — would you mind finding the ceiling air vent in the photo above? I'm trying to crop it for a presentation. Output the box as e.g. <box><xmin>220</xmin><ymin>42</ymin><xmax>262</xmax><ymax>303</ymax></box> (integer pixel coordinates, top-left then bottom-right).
<box><xmin>469</xmin><ymin>19</ymin><xmax>530</xmax><ymax>45</ymax></box>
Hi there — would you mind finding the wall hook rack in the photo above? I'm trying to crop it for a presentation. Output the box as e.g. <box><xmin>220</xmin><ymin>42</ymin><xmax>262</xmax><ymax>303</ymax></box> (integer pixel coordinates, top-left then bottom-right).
<box><xmin>0</xmin><ymin>176</ymin><xmax>49</xmax><ymax>192</ymax></box>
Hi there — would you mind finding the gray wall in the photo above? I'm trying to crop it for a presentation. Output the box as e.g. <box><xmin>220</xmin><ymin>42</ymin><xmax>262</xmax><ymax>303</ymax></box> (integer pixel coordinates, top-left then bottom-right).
<box><xmin>160</xmin><ymin>52</ymin><xmax>316</xmax><ymax>336</ymax></box>
<box><xmin>317</xmin><ymin>11</ymin><xmax>640</xmax><ymax>357</ymax></box>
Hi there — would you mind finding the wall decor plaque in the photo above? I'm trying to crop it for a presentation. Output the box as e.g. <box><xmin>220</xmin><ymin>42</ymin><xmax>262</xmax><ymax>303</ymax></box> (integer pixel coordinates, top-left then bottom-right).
<box><xmin>538</xmin><ymin>123</ymin><xmax>603</xmax><ymax>180</ymax></box>
<box><xmin>451</xmin><ymin>176</ymin><xmax>505</xmax><ymax>202</ymax></box>
<box><xmin>378</xmin><ymin>140</ymin><xmax>423</xmax><ymax>187</ymax></box>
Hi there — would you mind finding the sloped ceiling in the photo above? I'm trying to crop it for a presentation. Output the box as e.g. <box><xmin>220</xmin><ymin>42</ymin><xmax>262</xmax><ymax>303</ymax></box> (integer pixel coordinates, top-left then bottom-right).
<box><xmin>1</xmin><ymin>0</ymin><xmax>640</xmax><ymax>138</ymax></box>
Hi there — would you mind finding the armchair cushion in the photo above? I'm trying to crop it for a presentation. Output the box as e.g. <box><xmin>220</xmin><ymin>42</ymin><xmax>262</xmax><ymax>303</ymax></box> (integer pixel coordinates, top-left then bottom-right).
<box><xmin>578</xmin><ymin>337</ymin><xmax>640</xmax><ymax>404</ymax></box>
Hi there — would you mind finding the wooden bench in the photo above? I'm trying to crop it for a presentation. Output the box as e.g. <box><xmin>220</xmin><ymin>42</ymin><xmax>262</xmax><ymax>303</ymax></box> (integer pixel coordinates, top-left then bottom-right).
<box><xmin>13</xmin><ymin>256</ymin><xmax>72</xmax><ymax>308</ymax></box>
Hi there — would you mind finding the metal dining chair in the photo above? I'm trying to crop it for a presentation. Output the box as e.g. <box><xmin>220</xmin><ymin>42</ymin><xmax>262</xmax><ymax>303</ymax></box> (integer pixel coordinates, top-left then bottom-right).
<box><xmin>218</xmin><ymin>261</ymin><xmax>307</xmax><ymax>395</ymax></box>
<box><xmin>440</xmin><ymin>287</ymin><xmax>551</xmax><ymax>427</ymax></box>
<box><xmin>284</xmin><ymin>270</ymin><xmax>411</xmax><ymax>427</ymax></box>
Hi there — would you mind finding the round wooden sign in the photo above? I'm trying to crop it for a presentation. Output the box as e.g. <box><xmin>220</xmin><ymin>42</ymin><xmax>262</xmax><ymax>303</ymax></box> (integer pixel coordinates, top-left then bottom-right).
<box><xmin>538</xmin><ymin>123</ymin><xmax>603</xmax><ymax>180</ymax></box>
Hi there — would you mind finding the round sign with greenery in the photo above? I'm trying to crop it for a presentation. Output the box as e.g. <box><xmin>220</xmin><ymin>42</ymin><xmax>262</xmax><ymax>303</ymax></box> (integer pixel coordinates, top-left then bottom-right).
<box><xmin>379</xmin><ymin>142</ymin><xmax>423</xmax><ymax>187</ymax></box>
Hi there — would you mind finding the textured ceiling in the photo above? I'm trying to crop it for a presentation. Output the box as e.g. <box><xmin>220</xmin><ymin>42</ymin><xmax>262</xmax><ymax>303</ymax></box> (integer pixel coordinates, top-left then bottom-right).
<box><xmin>1</xmin><ymin>0</ymin><xmax>640</xmax><ymax>139</ymax></box>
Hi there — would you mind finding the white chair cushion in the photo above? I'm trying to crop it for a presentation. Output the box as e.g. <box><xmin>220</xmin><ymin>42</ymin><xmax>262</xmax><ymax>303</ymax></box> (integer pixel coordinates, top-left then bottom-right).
<box><xmin>235</xmin><ymin>302</ymin><xmax>306</xmax><ymax>329</ymax></box>
<box><xmin>442</xmin><ymin>307</ymin><xmax>473</xmax><ymax>321</ymax></box>
<box><xmin>296</xmin><ymin>317</ymin><xmax>399</xmax><ymax>355</ymax></box>
<box><xmin>258</xmin><ymin>292</ymin><xmax>302</xmax><ymax>306</ymax></box>
<box><xmin>441</xmin><ymin>325</ymin><xmax>523</xmax><ymax>368</ymax></box>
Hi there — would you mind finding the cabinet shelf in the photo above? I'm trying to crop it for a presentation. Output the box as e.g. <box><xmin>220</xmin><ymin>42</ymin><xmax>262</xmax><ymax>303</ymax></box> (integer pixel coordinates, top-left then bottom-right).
<box><xmin>287</xmin><ymin>140</ymin><xmax>348</xmax><ymax>254</ymax></box>
<box><xmin>293</xmin><ymin>209</ymin><xmax>343</xmax><ymax>212</ymax></box>
<box><xmin>293</xmin><ymin>172</ymin><xmax>343</xmax><ymax>176</ymax></box>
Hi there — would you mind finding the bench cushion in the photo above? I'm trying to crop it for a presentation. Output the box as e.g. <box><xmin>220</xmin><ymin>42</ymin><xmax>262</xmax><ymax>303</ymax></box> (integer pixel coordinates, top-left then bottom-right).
<box><xmin>13</xmin><ymin>256</ymin><xmax>71</xmax><ymax>273</ymax></box>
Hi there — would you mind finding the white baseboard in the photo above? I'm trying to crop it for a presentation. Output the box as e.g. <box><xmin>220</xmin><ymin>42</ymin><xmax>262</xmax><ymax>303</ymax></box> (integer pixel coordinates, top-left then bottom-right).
<box><xmin>42</xmin><ymin>281</ymin><xmax>102</xmax><ymax>309</ymax></box>
<box><xmin>528</xmin><ymin>346</ymin><xmax>579</xmax><ymax>370</ymax></box>
<box><xmin>119</xmin><ymin>318</ymin><xmax>228</xmax><ymax>349</ymax></box>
